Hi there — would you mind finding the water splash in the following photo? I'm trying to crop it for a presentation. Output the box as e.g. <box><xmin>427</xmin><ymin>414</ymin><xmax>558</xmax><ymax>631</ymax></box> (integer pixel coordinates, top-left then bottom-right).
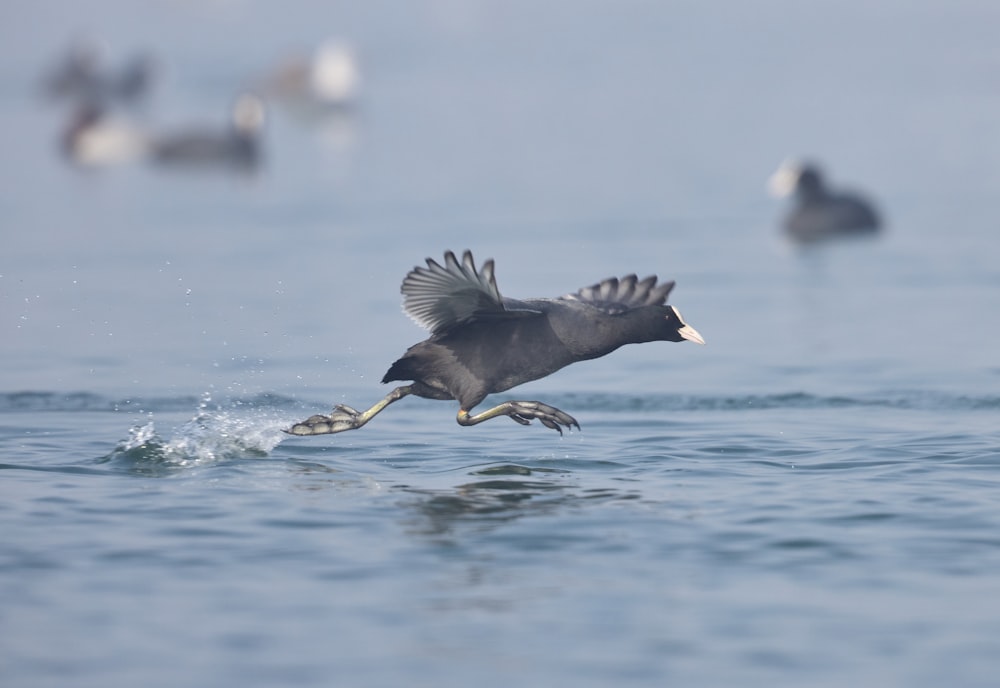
<box><xmin>103</xmin><ymin>395</ymin><xmax>289</xmax><ymax>472</ymax></box>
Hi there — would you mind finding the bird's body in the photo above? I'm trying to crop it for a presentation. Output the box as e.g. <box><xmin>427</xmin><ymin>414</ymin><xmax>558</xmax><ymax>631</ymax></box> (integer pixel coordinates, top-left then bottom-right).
<box><xmin>769</xmin><ymin>160</ymin><xmax>881</xmax><ymax>243</ymax></box>
<box><xmin>383</xmin><ymin>310</ymin><xmax>574</xmax><ymax>407</ymax></box>
<box><xmin>152</xmin><ymin>131</ymin><xmax>258</xmax><ymax>167</ymax></box>
<box><xmin>784</xmin><ymin>196</ymin><xmax>878</xmax><ymax>243</ymax></box>
<box><xmin>287</xmin><ymin>250</ymin><xmax>703</xmax><ymax>436</ymax></box>
<box><xmin>260</xmin><ymin>40</ymin><xmax>360</xmax><ymax>111</ymax></box>
<box><xmin>385</xmin><ymin>298</ymin><xmax>689</xmax><ymax>410</ymax></box>
<box><xmin>151</xmin><ymin>94</ymin><xmax>264</xmax><ymax>170</ymax></box>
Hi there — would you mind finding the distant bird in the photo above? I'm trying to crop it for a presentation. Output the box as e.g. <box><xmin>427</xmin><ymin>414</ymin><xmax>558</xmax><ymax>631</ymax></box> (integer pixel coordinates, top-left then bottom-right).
<box><xmin>60</xmin><ymin>102</ymin><xmax>149</xmax><ymax>167</ymax></box>
<box><xmin>287</xmin><ymin>250</ymin><xmax>704</xmax><ymax>436</ymax></box>
<box><xmin>43</xmin><ymin>40</ymin><xmax>156</xmax><ymax>106</ymax></box>
<box><xmin>768</xmin><ymin>159</ymin><xmax>881</xmax><ymax>243</ymax></box>
<box><xmin>259</xmin><ymin>40</ymin><xmax>359</xmax><ymax>111</ymax></box>
<box><xmin>150</xmin><ymin>94</ymin><xmax>265</xmax><ymax>170</ymax></box>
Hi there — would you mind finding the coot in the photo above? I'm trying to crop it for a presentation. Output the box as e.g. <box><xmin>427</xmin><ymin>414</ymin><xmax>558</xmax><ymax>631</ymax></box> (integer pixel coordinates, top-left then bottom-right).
<box><xmin>150</xmin><ymin>94</ymin><xmax>264</xmax><ymax>170</ymax></box>
<box><xmin>769</xmin><ymin>159</ymin><xmax>881</xmax><ymax>243</ymax></box>
<box><xmin>287</xmin><ymin>250</ymin><xmax>704</xmax><ymax>436</ymax></box>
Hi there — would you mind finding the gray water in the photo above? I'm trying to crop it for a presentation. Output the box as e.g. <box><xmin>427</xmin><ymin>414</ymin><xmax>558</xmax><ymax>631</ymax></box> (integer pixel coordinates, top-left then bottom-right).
<box><xmin>3</xmin><ymin>1</ymin><xmax>1000</xmax><ymax>686</ymax></box>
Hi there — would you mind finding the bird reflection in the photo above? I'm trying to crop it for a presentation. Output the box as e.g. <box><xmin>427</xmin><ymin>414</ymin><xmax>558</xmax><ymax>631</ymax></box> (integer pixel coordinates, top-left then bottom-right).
<box><xmin>400</xmin><ymin>464</ymin><xmax>637</xmax><ymax>539</ymax></box>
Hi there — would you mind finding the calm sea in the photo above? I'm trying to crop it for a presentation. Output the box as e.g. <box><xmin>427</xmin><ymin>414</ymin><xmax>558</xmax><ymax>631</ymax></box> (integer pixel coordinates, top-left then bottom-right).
<box><xmin>2</xmin><ymin>1</ymin><xmax>999</xmax><ymax>686</ymax></box>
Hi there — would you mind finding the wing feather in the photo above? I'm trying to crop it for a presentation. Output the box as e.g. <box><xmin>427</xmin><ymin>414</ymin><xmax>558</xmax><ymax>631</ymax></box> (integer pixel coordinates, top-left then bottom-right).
<box><xmin>401</xmin><ymin>250</ymin><xmax>506</xmax><ymax>333</ymax></box>
<box><xmin>562</xmin><ymin>274</ymin><xmax>676</xmax><ymax>315</ymax></box>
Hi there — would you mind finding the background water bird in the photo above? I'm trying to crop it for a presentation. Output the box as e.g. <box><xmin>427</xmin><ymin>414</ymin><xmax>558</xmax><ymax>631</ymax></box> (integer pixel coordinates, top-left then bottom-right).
<box><xmin>768</xmin><ymin>159</ymin><xmax>881</xmax><ymax>243</ymax></box>
<box><xmin>150</xmin><ymin>94</ymin><xmax>265</xmax><ymax>170</ymax></box>
<box><xmin>258</xmin><ymin>39</ymin><xmax>360</xmax><ymax>112</ymax></box>
<box><xmin>287</xmin><ymin>250</ymin><xmax>704</xmax><ymax>437</ymax></box>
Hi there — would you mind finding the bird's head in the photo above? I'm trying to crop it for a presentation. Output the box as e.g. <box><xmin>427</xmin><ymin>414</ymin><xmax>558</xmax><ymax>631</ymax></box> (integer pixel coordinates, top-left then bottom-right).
<box><xmin>666</xmin><ymin>306</ymin><xmax>705</xmax><ymax>345</ymax></box>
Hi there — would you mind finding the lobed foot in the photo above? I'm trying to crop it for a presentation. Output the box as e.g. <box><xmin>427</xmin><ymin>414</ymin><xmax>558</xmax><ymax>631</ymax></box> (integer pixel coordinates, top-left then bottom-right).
<box><xmin>458</xmin><ymin>400</ymin><xmax>579</xmax><ymax>434</ymax></box>
<box><xmin>503</xmin><ymin>400</ymin><xmax>580</xmax><ymax>435</ymax></box>
<box><xmin>284</xmin><ymin>404</ymin><xmax>365</xmax><ymax>436</ymax></box>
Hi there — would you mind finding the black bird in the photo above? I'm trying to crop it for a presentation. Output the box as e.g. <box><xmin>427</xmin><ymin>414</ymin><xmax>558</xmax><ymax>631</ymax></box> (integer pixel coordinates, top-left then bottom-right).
<box><xmin>286</xmin><ymin>250</ymin><xmax>704</xmax><ymax>436</ymax></box>
<box><xmin>769</xmin><ymin>159</ymin><xmax>881</xmax><ymax>243</ymax></box>
<box><xmin>150</xmin><ymin>94</ymin><xmax>265</xmax><ymax>170</ymax></box>
<box><xmin>43</xmin><ymin>41</ymin><xmax>156</xmax><ymax>106</ymax></box>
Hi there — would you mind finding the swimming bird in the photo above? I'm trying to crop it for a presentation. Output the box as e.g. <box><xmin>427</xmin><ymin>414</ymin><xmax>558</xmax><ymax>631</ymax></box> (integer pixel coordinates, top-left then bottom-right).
<box><xmin>258</xmin><ymin>39</ymin><xmax>360</xmax><ymax>111</ymax></box>
<box><xmin>768</xmin><ymin>159</ymin><xmax>881</xmax><ymax>243</ymax></box>
<box><xmin>286</xmin><ymin>250</ymin><xmax>704</xmax><ymax>436</ymax></box>
<box><xmin>150</xmin><ymin>94</ymin><xmax>265</xmax><ymax>170</ymax></box>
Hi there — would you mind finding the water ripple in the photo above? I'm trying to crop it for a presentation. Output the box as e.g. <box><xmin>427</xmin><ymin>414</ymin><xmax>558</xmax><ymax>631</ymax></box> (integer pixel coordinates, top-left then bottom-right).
<box><xmin>552</xmin><ymin>390</ymin><xmax>1000</xmax><ymax>412</ymax></box>
<box><xmin>5</xmin><ymin>389</ymin><xmax>1000</xmax><ymax>415</ymax></box>
<box><xmin>0</xmin><ymin>390</ymin><xmax>302</xmax><ymax>413</ymax></box>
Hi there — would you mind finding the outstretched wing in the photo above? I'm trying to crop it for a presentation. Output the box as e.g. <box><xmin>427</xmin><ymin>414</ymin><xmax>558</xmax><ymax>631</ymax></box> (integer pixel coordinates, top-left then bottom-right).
<box><xmin>561</xmin><ymin>274</ymin><xmax>675</xmax><ymax>315</ymax></box>
<box><xmin>401</xmin><ymin>250</ymin><xmax>510</xmax><ymax>333</ymax></box>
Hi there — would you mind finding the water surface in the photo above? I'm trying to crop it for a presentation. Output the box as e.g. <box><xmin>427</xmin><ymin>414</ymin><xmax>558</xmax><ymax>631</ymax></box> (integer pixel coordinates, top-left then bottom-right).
<box><xmin>2</xmin><ymin>1</ymin><xmax>1000</xmax><ymax>686</ymax></box>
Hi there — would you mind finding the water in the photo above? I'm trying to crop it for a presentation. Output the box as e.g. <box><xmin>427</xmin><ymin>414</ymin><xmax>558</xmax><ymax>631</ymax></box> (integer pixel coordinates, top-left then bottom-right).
<box><xmin>3</xmin><ymin>1</ymin><xmax>1000</xmax><ymax>686</ymax></box>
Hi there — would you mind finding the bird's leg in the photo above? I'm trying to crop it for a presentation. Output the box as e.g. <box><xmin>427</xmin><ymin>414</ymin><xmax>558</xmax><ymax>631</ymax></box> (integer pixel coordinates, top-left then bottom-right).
<box><xmin>457</xmin><ymin>400</ymin><xmax>580</xmax><ymax>435</ymax></box>
<box><xmin>284</xmin><ymin>386</ymin><xmax>413</xmax><ymax>436</ymax></box>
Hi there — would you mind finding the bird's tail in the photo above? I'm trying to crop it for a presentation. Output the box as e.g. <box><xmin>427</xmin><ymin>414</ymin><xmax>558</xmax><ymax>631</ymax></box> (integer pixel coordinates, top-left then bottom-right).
<box><xmin>381</xmin><ymin>355</ymin><xmax>416</xmax><ymax>384</ymax></box>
